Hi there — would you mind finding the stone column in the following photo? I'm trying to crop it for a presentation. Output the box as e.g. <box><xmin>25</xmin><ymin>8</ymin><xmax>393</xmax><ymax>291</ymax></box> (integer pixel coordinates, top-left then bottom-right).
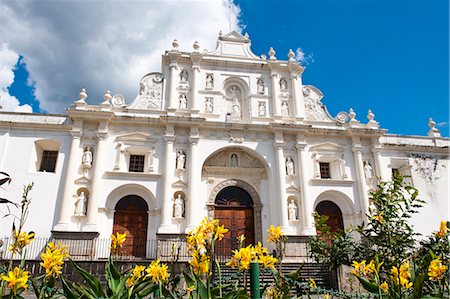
<box><xmin>295</xmin><ymin>136</ymin><xmax>315</xmax><ymax>235</ymax></box>
<box><xmin>274</xmin><ymin>135</ymin><xmax>290</xmax><ymax>233</ymax></box>
<box><xmin>371</xmin><ymin>139</ymin><xmax>385</xmax><ymax>181</ymax></box>
<box><xmin>84</xmin><ymin>131</ymin><xmax>108</xmax><ymax>231</ymax></box>
<box><xmin>291</xmin><ymin>74</ymin><xmax>305</xmax><ymax>119</ymax></box>
<box><xmin>352</xmin><ymin>139</ymin><xmax>369</xmax><ymax>224</ymax></box>
<box><xmin>158</xmin><ymin>127</ymin><xmax>177</xmax><ymax>233</ymax></box>
<box><xmin>270</xmin><ymin>73</ymin><xmax>281</xmax><ymax>116</ymax></box>
<box><xmin>190</xmin><ymin>53</ymin><xmax>201</xmax><ymax>114</ymax></box>
<box><xmin>168</xmin><ymin>62</ymin><xmax>178</xmax><ymax>110</ymax></box>
<box><xmin>54</xmin><ymin>129</ymin><xmax>83</xmax><ymax>231</ymax></box>
<box><xmin>185</xmin><ymin>128</ymin><xmax>200</xmax><ymax>233</ymax></box>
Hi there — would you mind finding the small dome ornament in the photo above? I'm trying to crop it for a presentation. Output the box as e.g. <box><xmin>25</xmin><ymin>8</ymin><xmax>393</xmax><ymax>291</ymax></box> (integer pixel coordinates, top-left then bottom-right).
<box><xmin>268</xmin><ymin>47</ymin><xmax>276</xmax><ymax>60</ymax></box>
<box><xmin>103</xmin><ymin>90</ymin><xmax>112</xmax><ymax>103</ymax></box>
<box><xmin>260</xmin><ymin>54</ymin><xmax>267</xmax><ymax>60</ymax></box>
<box><xmin>428</xmin><ymin>117</ymin><xmax>441</xmax><ymax>137</ymax></box>
<box><xmin>366</xmin><ymin>109</ymin><xmax>379</xmax><ymax>128</ymax></box>
<box><xmin>172</xmin><ymin>39</ymin><xmax>179</xmax><ymax>50</ymax></box>
<box><xmin>78</xmin><ymin>88</ymin><xmax>87</xmax><ymax>102</ymax></box>
<box><xmin>348</xmin><ymin>108</ymin><xmax>358</xmax><ymax>125</ymax></box>
<box><xmin>288</xmin><ymin>49</ymin><xmax>295</xmax><ymax>61</ymax></box>
<box><xmin>367</xmin><ymin>109</ymin><xmax>375</xmax><ymax>122</ymax></box>
<box><xmin>193</xmin><ymin>40</ymin><xmax>200</xmax><ymax>52</ymax></box>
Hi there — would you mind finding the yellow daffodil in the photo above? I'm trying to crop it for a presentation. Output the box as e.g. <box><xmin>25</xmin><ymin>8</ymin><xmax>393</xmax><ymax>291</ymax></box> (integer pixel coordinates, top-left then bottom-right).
<box><xmin>111</xmin><ymin>232</ymin><xmax>127</xmax><ymax>251</ymax></box>
<box><xmin>215</xmin><ymin>225</ymin><xmax>228</xmax><ymax>241</ymax></box>
<box><xmin>267</xmin><ymin>225</ymin><xmax>284</xmax><ymax>244</ymax></box>
<box><xmin>126</xmin><ymin>265</ymin><xmax>146</xmax><ymax>287</ymax></box>
<box><xmin>351</xmin><ymin>260</ymin><xmax>367</xmax><ymax>276</ymax></box>
<box><xmin>428</xmin><ymin>258</ymin><xmax>448</xmax><ymax>281</ymax></box>
<box><xmin>8</xmin><ymin>231</ymin><xmax>34</xmax><ymax>254</ymax></box>
<box><xmin>380</xmin><ymin>281</ymin><xmax>389</xmax><ymax>293</ymax></box>
<box><xmin>370</xmin><ymin>211</ymin><xmax>384</xmax><ymax>224</ymax></box>
<box><xmin>1</xmin><ymin>267</ymin><xmax>30</xmax><ymax>292</ymax></box>
<box><xmin>260</xmin><ymin>254</ymin><xmax>277</xmax><ymax>270</ymax></box>
<box><xmin>190</xmin><ymin>252</ymin><xmax>210</xmax><ymax>276</ymax></box>
<box><xmin>40</xmin><ymin>242</ymin><xmax>69</xmax><ymax>278</ymax></box>
<box><xmin>391</xmin><ymin>262</ymin><xmax>412</xmax><ymax>288</ymax></box>
<box><xmin>435</xmin><ymin>220</ymin><xmax>449</xmax><ymax>238</ymax></box>
<box><xmin>226</xmin><ymin>245</ymin><xmax>254</xmax><ymax>271</ymax></box>
<box><xmin>145</xmin><ymin>260</ymin><xmax>170</xmax><ymax>283</ymax></box>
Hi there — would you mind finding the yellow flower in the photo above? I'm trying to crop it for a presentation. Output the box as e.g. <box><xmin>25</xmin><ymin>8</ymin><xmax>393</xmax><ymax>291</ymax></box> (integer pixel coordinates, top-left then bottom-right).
<box><xmin>370</xmin><ymin>211</ymin><xmax>384</xmax><ymax>224</ymax></box>
<box><xmin>237</xmin><ymin>234</ymin><xmax>246</xmax><ymax>245</ymax></box>
<box><xmin>391</xmin><ymin>262</ymin><xmax>412</xmax><ymax>288</ymax></box>
<box><xmin>126</xmin><ymin>265</ymin><xmax>146</xmax><ymax>287</ymax></box>
<box><xmin>145</xmin><ymin>260</ymin><xmax>170</xmax><ymax>283</ymax></box>
<box><xmin>267</xmin><ymin>225</ymin><xmax>284</xmax><ymax>244</ymax></box>
<box><xmin>190</xmin><ymin>252</ymin><xmax>210</xmax><ymax>276</ymax></box>
<box><xmin>111</xmin><ymin>232</ymin><xmax>127</xmax><ymax>251</ymax></box>
<box><xmin>186</xmin><ymin>285</ymin><xmax>195</xmax><ymax>296</ymax></box>
<box><xmin>380</xmin><ymin>281</ymin><xmax>388</xmax><ymax>293</ymax></box>
<box><xmin>260</xmin><ymin>254</ymin><xmax>277</xmax><ymax>270</ymax></box>
<box><xmin>324</xmin><ymin>294</ymin><xmax>330</xmax><ymax>299</ymax></box>
<box><xmin>309</xmin><ymin>278</ymin><xmax>317</xmax><ymax>289</ymax></box>
<box><xmin>215</xmin><ymin>225</ymin><xmax>228</xmax><ymax>241</ymax></box>
<box><xmin>40</xmin><ymin>242</ymin><xmax>69</xmax><ymax>278</ymax></box>
<box><xmin>365</xmin><ymin>259</ymin><xmax>383</xmax><ymax>276</ymax></box>
<box><xmin>428</xmin><ymin>258</ymin><xmax>448</xmax><ymax>281</ymax></box>
<box><xmin>435</xmin><ymin>220</ymin><xmax>449</xmax><ymax>238</ymax></box>
<box><xmin>8</xmin><ymin>231</ymin><xmax>34</xmax><ymax>253</ymax></box>
<box><xmin>351</xmin><ymin>260</ymin><xmax>366</xmax><ymax>276</ymax></box>
<box><xmin>1</xmin><ymin>267</ymin><xmax>30</xmax><ymax>292</ymax></box>
<box><xmin>226</xmin><ymin>245</ymin><xmax>255</xmax><ymax>271</ymax></box>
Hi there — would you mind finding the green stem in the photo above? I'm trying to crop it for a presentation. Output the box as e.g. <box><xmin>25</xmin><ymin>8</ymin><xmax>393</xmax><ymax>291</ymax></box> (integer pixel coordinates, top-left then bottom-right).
<box><xmin>215</xmin><ymin>259</ymin><xmax>222</xmax><ymax>298</ymax></box>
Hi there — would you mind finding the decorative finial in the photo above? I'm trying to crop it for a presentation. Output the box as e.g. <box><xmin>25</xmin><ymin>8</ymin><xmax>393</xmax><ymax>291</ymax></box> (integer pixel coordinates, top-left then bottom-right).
<box><xmin>79</xmin><ymin>88</ymin><xmax>87</xmax><ymax>102</ymax></box>
<box><xmin>172</xmin><ymin>39</ymin><xmax>179</xmax><ymax>50</ymax></box>
<box><xmin>244</xmin><ymin>32</ymin><xmax>249</xmax><ymax>39</ymax></box>
<box><xmin>193</xmin><ymin>40</ymin><xmax>200</xmax><ymax>52</ymax></box>
<box><xmin>348</xmin><ymin>108</ymin><xmax>358</xmax><ymax>124</ymax></box>
<box><xmin>260</xmin><ymin>54</ymin><xmax>267</xmax><ymax>60</ymax></box>
<box><xmin>428</xmin><ymin>117</ymin><xmax>441</xmax><ymax>137</ymax></box>
<box><xmin>367</xmin><ymin>109</ymin><xmax>374</xmax><ymax>121</ymax></box>
<box><xmin>288</xmin><ymin>49</ymin><xmax>295</xmax><ymax>61</ymax></box>
<box><xmin>103</xmin><ymin>90</ymin><xmax>112</xmax><ymax>103</ymax></box>
<box><xmin>366</xmin><ymin>109</ymin><xmax>379</xmax><ymax>128</ymax></box>
<box><xmin>269</xmin><ymin>47</ymin><xmax>276</xmax><ymax>60</ymax></box>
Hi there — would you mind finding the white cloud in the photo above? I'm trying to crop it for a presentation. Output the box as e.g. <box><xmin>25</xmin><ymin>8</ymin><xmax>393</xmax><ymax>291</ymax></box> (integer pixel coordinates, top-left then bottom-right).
<box><xmin>436</xmin><ymin>122</ymin><xmax>448</xmax><ymax>128</ymax></box>
<box><xmin>0</xmin><ymin>44</ymin><xmax>33</xmax><ymax>112</ymax></box>
<box><xmin>295</xmin><ymin>47</ymin><xmax>314</xmax><ymax>66</ymax></box>
<box><xmin>0</xmin><ymin>0</ymin><xmax>241</xmax><ymax>113</ymax></box>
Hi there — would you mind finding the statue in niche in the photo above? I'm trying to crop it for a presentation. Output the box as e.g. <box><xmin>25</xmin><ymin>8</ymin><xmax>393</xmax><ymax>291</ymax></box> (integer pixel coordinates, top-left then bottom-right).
<box><xmin>180</xmin><ymin>70</ymin><xmax>188</xmax><ymax>82</ymax></box>
<box><xmin>257</xmin><ymin>78</ymin><xmax>265</xmax><ymax>94</ymax></box>
<box><xmin>232</xmin><ymin>98</ymin><xmax>241</xmax><ymax>119</ymax></box>
<box><xmin>173</xmin><ymin>194</ymin><xmax>184</xmax><ymax>218</ymax></box>
<box><xmin>258</xmin><ymin>102</ymin><xmax>266</xmax><ymax>116</ymax></box>
<box><xmin>176</xmin><ymin>150</ymin><xmax>186</xmax><ymax>170</ymax></box>
<box><xmin>82</xmin><ymin>147</ymin><xmax>93</xmax><ymax>166</ymax></box>
<box><xmin>279</xmin><ymin>78</ymin><xmax>288</xmax><ymax>91</ymax></box>
<box><xmin>364</xmin><ymin>161</ymin><xmax>373</xmax><ymax>184</ymax></box>
<box><xmin>288</xmin><ymin>199</ymin><xmax>297</xmax><ymax>221</ymax></box>
<box><xmin>205</xmin><ymin>98</ymin><xmax>213</xmax><ymax>113</ymax></box>
<box><xmin>74</xmin><ymin>192</ymin><xmax>88</xmax><ymax>216</ymax></box>
<box><xmin>179</xmin><ymin>94</ymin><xmax>187</xmax><ymax>109</ymax></box>
<box><xmin>206</xmin><ymin>74</ymin><xmax>214</xmax><ymax>89</ymax></box>
<box><xmin>281</xmin><ymin>102</ymin><xmax>289</xmax><ymax>116</ymax></box>
<box><xmin>286</xmin><ymin>157</ymin><xmax>295</xmax><ymax>175</ymax></box>
<box><xmin>230</xmin><ymin>154</ymin><xmax>238</xmax><ymax>167</ymax></box>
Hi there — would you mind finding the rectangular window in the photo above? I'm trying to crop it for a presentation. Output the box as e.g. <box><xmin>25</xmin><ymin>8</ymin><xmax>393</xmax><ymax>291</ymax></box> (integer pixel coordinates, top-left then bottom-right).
<box><xmin>319</xmin><ymin>162</ymin><xmax>331</xmax><ymax>179</ymax></box>
<box><xmin>39</xmin><ymin>150</ymin><xmax>58</xmax><ymax>172</ymax></box>
<box><xmin>392</xmin><ymin>168</ymin><xmax>400</xmax><ymax>178</ymax></box>
<box><xmin>129</xmin><ymin>155</ymin><xmax>145</xmax><ymax>172</ymax></box>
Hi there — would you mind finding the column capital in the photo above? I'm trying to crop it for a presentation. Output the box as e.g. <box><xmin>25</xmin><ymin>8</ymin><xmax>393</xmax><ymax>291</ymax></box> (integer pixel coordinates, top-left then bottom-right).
<box><xmin>70</xmin><ymin>130</ymin><xmax>83</xmax><ymax>139</ymax></box>
<box><xmin>189</xmin><ymin>136</ymin><xmax>200</xmax><ymax>145</ymax></box>
<box><xmin>371</xmin><ymin>147</ymin><xmax>382</xmax><ymax>154</ymax></box>
<box><xmin>352</xmin><ymin>145</ymin><xmax>363</xmax><ymax>153</ymax></box>
<box><xmin>96</xmin><ymin>132</ymin><xmax>108</xmax><ymax>141</ymax></box>
<box><xmin>295</xmin><ymin>142</ymin><xmax>307</xmax><ymax>151</ymax></box>
<box><xmin>273</xmin><ymin>141</ymin><xmax>286</xmax><ymax>149</ymax></box>
<box><xmin>164</xmin><ymin>135</ymin><xmax>176</xmax><ymax>143</ymax></box>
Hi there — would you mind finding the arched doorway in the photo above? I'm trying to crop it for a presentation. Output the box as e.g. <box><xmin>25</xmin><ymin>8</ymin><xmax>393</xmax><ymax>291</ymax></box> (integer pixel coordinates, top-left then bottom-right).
<box><xmin>113</xmin><ymin>195</ymin><xmax>148</xmax><ymax>257</ymax></box>
<box><xmin>214</xmin><ymin>186</ymin><xmax>254</xmax><ymax>255</ymax></box>
<box><xmin>316</xmin><ymin>200</ymin><xmax>344</xmax><ymax>232</ymax></box>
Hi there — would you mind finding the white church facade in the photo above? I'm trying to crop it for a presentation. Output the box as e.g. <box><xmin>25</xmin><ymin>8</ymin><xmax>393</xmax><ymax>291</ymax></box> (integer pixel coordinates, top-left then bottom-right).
<box><xmin>0</xmin><ymin>31</ymin><xmax>448</xmax><ymax>259</ymax></box>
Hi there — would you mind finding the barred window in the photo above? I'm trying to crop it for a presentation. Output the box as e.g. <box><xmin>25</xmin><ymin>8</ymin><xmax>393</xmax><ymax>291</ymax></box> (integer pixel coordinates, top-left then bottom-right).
<box><xmin>39</xmin><ymin>150</ymin><xmax>58</xmax><ymax>173</ymax></box>
<box><xmin>319</xmin><ymin>162</ymin><xmax>331</xmax><ymax>179</ymax></box>
<box><xmin>129</xmin><ymin>155</ymin><xmax>145</xmax><ymax>172</ymax></box>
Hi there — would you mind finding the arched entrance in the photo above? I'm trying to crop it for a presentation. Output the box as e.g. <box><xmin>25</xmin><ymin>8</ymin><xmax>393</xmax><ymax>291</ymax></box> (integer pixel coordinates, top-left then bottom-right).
<box><xmin>214</xmin><ymin>186</ymin><xmax>254</xmax><ymax>255</ymax></box>
<box><xmin>316</xmin><ymin>200</ymin><xmax>344</xmax><ymax>232</ymax></box>
<box><xmin>113</xmin><ymin>195</ymin><xmax>148</xmax><ymax>257</ymax></box>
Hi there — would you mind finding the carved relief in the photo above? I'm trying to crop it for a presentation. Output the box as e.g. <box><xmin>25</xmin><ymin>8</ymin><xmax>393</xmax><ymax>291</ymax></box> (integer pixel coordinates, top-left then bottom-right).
<box><xmin>129</xmin><ymin>73</ymin><xmax>163</xmax><ymax>110</ymax></box>
<box><xmin>257</xmin><ymin>78</ymin><xmax>265</xmax><ymax>94</ymax></box>
<box><xmin>303</xmin><ymin>85</ymin><xmax>333</xmax><ymax>122</ymax></box>
<box><xmin>204</xmin><ymin>98</ymin><xmax>213</xmax><ymax>113</ymax></box>
<box><xmin>179</xmin><ymin>94</ymin><xmax>188</xmax><ymax>110</ymax></box>
<box><xmin>180</xmin><ymin>70</ymin><xmax>188</xmax><ymax>82</ymax></box>
<box><xmin>281</xmin><ymin>101</ymin><xmax>289</xmax><ymax>116</ymax></box>
<box><xmin>205</xmin><ymin>73</ymin><xmax>214</xmax><ymax>89</ymax></box>
<box><xmin>258</xmin><ymin>102</ymin><xmax>266</xmax><ymax>116</ymax></box>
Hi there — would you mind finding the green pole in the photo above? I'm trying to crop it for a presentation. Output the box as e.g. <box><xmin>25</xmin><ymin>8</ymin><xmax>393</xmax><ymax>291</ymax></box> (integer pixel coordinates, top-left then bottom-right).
<box><xmin>250</xmin><ymin>261</ymin><xmax>260</xmax><ymax>299</ymax></box>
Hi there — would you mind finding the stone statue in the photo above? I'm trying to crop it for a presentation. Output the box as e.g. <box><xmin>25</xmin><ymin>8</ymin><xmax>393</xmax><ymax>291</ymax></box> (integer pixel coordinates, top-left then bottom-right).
<box><xmin>82</xmin><ymin>147</ymin><xmax>93</xmax><ymax>166</ymax></box>
<box><xmin>206</xmin><ymin>74</ymin><xmax>214</xmax><ymax>89</ymax></box>
<box><xmin>174</xmin><ymin>194</ymin><xmax>184</xmax><ymax>218</ymax></box>
<box><xmin>180</xmin><ymin>70</ymin><xmax>188</xmax><ymax>82</ymax></box>
<box><xmin>257</xmin><ymin>79</ymin><xmax>265</xmax><ymax>94</ymax></box>
<box><xmin>288</xmin><ymin>199</ymin><xmax>297</xmax><ymax>221</ymax></box>
<box><xmin>176</xmin><ymin>150</ymin><xmax>186</xmax><ymax>170</ymax></box>
<box><xmin>179</xmin><ymin>94</ymin><xmax>187</xmax><ymax>109</ymax></box>
<box><xmin>232</xmin><ymin>98</ymin><xmax>241</xmax><ymax>119</ymax></box>
<box><xmin>230</xmin><ymin>154</ymin><xmax>238</xmax><ymax>167</ymax></box>
<box><xmin>205</xmin><ymin>98</ymin><xmax>213</xmax><ymax>113</ymax></box>
<box><xmin>279</xmin><ymin>78</ymin><xmax>288</xmax><ymax>91</ymax></box>
<box><xmin>75</xmin><ymin>192</ymin><xmax>87</xmax><ymax>216</ymax></box>
<box><xmin>281</xmin><ymin>102</ymin><xmax>289</xmax><ymax>116</ymax></box>
<box><xmin>286</xmin><ymin>157</ymin><xmax>295</xmax><ymax>175</ymax></box>
<box><xmin>258</xmin><ymin>102</ymin><xmax>266</xmax><ymax>116</ymax></box>
<box><xmin>364</xmin><ymin>161</ymin><xmax>373</xmax><ymax>184</ymax></box>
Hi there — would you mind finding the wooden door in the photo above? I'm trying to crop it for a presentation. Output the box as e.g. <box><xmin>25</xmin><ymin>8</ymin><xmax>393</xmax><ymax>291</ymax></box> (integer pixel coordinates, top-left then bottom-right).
<box><xmin>316</xmin><ymin>200</ymin><xmax>344</xmax><ymax>232</ymax></box>
<box><xmin>113</xmin><ymin>195</ymin><xmax>148</xmax><ymax>257</ymax></box>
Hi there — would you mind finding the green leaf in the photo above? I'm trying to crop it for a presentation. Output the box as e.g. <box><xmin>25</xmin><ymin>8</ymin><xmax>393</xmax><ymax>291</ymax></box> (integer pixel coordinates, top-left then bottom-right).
<box><xmin>59</xmin><ymin>276</ymin><xmax>79</xmax><ymax>299</ymax></box>
<box><xmin>356</xmin><ymin>276</ymin><xmax>379</xmax><ymax>294</ymax></box>
<box><xmin>69</xmin><ymin>259</ymin><xmax>106</xmax><ymax>297</ymax></box>
<box><xmin>413</xmin><ymin>274</ymin><xmax>426</xmax><ymax>299</ymax></box>
<box><xmin>136</xmin><ymin>283</ymin><xmax>158</xmax><ymax>297</ymax></box>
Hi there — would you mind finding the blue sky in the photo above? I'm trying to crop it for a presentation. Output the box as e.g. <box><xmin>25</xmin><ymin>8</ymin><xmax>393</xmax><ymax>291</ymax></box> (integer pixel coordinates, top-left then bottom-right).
<box><xmin>1</xmin><ymin>0</ymin><xmax>448</xmax><ymax>137</ymax></box>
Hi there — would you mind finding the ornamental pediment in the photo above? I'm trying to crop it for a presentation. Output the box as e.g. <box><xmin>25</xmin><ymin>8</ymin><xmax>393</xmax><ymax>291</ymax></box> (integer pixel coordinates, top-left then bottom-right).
<box><xmin>128</xmin><ymin>73</ymin><xmax>164</xmax><ymax>110</ymax></box>
<box><xmin>310</xmin><ymin>142</ymin><xmax>344</xmax><ymax>152</ymax></box>
<box><xmin>207</xmin><ymin>31</ymin><xmax>260</xmax><ymax>59</ymax></box>
<box><xmin>115</xmin><ymin>133</ymin><xmax>156</xmax><ymax>143</ymax></box>
<box><xmin>303</xmin><ymin>85</ymin><xmax>335</xmax><ymax>123</ymax></box>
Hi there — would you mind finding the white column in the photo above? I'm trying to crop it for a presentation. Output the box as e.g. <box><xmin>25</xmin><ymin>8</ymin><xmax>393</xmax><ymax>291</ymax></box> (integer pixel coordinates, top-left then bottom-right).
<box><xmin>158</xmin><ymin>130</ymin><xmax>177</xmax><ymax>233</ymax></box>
<box><xmin>295</xmin><ymin>137</ymin><xmax>315</xmax><ymax>235</ymax></box>
<box><xmin>83</xmin><ymin>132</ymin><xmax>107</xmax><ymax>231</ymax></box>
<box><xmin>371</xmin><ymin>140</ymin><xmax>385</xmax><ymax>181</ymax></box>
<box><xmin>291</xmin><ymin>74</ymin><xmax>305</xmax><ymax>119</ymax></box>
<box><xmin>352</xmin><ymin>142</ymin><xmax>369</xmax><ymax>224</ymax></box>
<box><xmin>54</xmin><ymin>130</ymin><xmax>82</xmax><ymax>231</ymax></box>
<box><xmin>168</xmin><ymin>62</ymin><xmax>178</xmax><ymax>110</ymax></box>
<box><xmin>271</xmin><ymin>73</ymin><xmax>281</xmax><ymax>116</ymax></box>
<box><xmin>190</xmin><ymin>65</ymin><xmax>199</xmax><ymax>114</ymax></box>
<box><xmin>274</xmin><ymin>138</ymin><xmax>290</xmax><ymax>233</ymax></box>
<box><xmin>185</xmin><ymin>129</ymin><xmax>200</xmax><ymax>233</ymax></box>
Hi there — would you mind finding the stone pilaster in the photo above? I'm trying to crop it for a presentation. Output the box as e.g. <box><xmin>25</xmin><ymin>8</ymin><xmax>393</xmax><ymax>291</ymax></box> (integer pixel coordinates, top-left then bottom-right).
<box><xmin>352</xmin><ymin>138</ymin><xmax>369</xmax><ymax>224</ymax></box>
<box><xmin>168</xmin><ymin>60</ymin><xmax>179</xmax><ymax>111</ymax></box>
<box><xmin>185</xmin><ymin>127</ymin><xmax>200</xmax><ymax>233</ymax></box>
<box><xmin>273</xmin><ymin>133</ymin><xmax>291</xmax><ymax>233</ymax></box>
<box><xmin>270</xmin><ymin>72</ymin><xmax>281</xmax><ymax>116</ymax></box>
<box><xmin>190</xmin><ymin>54</ymin><xmax>201</xmax><ymax>115</ymax></box>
